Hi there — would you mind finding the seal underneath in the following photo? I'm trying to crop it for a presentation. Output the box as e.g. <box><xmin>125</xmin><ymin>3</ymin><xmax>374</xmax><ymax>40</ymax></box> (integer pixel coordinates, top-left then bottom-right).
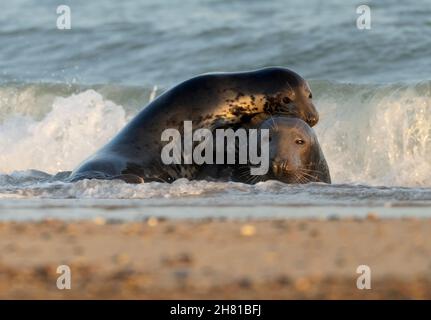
<box><xmin>198</xmin><ymin>116</ymin><xmax>331</xmax><ymax>184</ymax></box>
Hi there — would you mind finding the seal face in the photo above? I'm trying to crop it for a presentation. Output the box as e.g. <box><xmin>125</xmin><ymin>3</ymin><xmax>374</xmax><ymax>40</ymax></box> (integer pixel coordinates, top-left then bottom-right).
<box><xmin>69</xmin><ymin>67</ymin><xmax>319</xmax><ymax>183</ymax></box>
<box><xmin>230</xmin><ymin>116</ymin><xmax>331</xmax><ymax>184</ymax></box>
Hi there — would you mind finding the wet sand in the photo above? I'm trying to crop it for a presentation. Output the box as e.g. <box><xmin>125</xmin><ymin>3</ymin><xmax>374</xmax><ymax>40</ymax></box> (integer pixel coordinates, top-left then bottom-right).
<box><xmin>1</xmin><ymin>216</ymin><xmax>431</xmax><ymax>299</ymax></box>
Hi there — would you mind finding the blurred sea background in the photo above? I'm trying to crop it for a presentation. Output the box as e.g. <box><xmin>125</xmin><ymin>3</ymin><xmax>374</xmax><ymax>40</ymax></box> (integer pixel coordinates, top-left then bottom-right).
<box><xmin>1</xmin><ymin>0</ymin><xmax>431</xmax><ymax>220</ymax></box>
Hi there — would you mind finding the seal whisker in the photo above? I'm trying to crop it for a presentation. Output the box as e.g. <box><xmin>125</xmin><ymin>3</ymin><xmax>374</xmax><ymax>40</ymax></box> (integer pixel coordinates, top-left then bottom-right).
<box><xmin>298</xmin><ymin>171</ymin><xmax>316</xmax><ymax>178</ymax></box>
<box><xmin>298</xmin><ymin>174</ymin><xmax>310</xmax><ymax>184</ymax></box>
<box><xmin>245</xmin><ymin>175</ymin><xmax>256</xmax><ymax>184</ymax></box>
<box><xmin>300</xmin><ymin>168</ymin><xmax>325</xmax><ymax>176</ymax></box>
<box><xmin>269</xmin><ymin>115</ymin><xmax>278</xmax><ymax>131</ymax></box>
<box><xmin>297</xmin><ymin>171</ymin><xmax>317</xmax><ymax>181</ymax></box>
<box><xmin>295</xmin><ymin>171</ymin><xmax>311</xmax><ymax>184</ymax></box>
<box><xmin>292</xmin><ymin>172</ymin><xmax>302</xmax><ymax>184</ymax></box>
<box><xmin>251</xmin><ymin>174</ymin><xmax>264</xmax><ymax>184</ymax></box>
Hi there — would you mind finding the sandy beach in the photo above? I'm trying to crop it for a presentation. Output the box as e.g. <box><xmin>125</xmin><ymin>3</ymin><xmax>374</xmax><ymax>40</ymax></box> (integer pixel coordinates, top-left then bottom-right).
<box><xmin>1</xmin><ymin>216</ymin><xmax>431</xmax><ymax>299</ymax></box>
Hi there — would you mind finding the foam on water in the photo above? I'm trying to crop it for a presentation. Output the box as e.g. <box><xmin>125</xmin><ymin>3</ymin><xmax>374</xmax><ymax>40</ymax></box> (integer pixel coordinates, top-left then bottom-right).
<box><xmin>0</xmin><ymin>89</ymin><xmax>127</xmax><ymax>173</ymax></box>
<box><xmin>315</xmin><ymin>81</ymin><xmax>431</xmax><ymax>187</ymax></box>
<box><xmin>1</xmin><ymin>173</ymin><xmax>431</xmax><ymax>208</ymax></box>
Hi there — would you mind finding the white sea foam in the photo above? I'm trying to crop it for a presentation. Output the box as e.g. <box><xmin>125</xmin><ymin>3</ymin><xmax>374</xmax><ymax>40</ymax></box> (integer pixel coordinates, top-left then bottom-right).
<box><xmin>0</xmin><ymin>89</ymin><xmax>127</xmax><ymax>174</ymax></box>
<box><xmin>315</xmin><ymin>82</ymin><xmax>431</xmax><ymax>187</ymax></box>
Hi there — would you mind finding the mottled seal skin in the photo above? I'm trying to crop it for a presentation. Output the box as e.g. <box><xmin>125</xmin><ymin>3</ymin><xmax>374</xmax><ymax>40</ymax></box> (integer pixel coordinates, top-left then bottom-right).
<box><xmin>228</xmin><ymin>116</ymin><xmax>331</xmax><ymax>184</ymax></box>
<box><xmin>69</xmin><ymin>67</ymin><xmax>319</xmax><ymax>183</ymax></box>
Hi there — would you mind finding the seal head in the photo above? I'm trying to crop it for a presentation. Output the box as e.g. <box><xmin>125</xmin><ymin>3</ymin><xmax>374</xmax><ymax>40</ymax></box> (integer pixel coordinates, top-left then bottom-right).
<box><xmin>233</xmin><ymin>116</ymin><xmax>331</xmax><ymax>184</ymax></box>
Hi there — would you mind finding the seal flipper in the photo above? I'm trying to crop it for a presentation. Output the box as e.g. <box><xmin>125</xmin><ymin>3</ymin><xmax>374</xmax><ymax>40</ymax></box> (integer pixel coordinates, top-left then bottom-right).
<box><xmin>67</xmin><ymin>170</ymin><xmax>113</xmax><ymax>182</ymax></box>
<box><xmin>109</xmin><ymin>174</ymin><xmax>144</xmax><ymax>184</ymax></box>
<box><xmin>67</xmin><ymin>171</ymin><xmax>144</xmax><ymax>184</ymax></box>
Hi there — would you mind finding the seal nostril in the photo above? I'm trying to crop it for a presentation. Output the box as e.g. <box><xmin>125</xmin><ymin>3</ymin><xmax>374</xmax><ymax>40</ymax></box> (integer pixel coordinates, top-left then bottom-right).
<box><xmin>308</xmin><ymin>117</ymin><xmax>318</xmax><ymax>126</ymax></box>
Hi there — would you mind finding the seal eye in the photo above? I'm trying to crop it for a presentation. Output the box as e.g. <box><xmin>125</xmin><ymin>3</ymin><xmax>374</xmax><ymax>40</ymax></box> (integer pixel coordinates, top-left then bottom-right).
<box><xmin>295</xmin><ymin>139</ymin><xmax>305</xmax><ymax>145</ymax></box>
<box><xmin>308</xmin><ymin>93</ymin><xmax>313</xmax><ymax>99</ymax></box>
<box><xmin>282</xmin><ymin>97</ymin><xmax>290</xmax><ymax>104</ymax></box>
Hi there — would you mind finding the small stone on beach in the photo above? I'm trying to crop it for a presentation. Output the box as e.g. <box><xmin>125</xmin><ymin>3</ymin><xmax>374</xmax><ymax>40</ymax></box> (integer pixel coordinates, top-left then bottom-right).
<box><xmin>147</xmin><ymin>217</ymin><xmax>158</xmax><ymax>227</ymax></box>
<box><xmin>240</xmin><ymin>224</ymin><xmax>256</xmax><ymax>237</ymax></box>
<box><xmin>366</xmin><ymin>212</ymin><xmax>379</xmax><ymax>221</ymax></box>
<box><xmin>93</xmin><ymin>216</ymin><xmax>106</xmax><ymax>225</ymax></box>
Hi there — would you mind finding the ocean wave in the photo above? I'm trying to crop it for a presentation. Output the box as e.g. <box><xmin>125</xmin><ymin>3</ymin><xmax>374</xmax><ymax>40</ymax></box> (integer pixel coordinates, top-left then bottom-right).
<box><xmin>0</xmin><ymin>81</ymin><xmax>430</xmax><ymax>188</ymax></box>
<box><xmin>313</xmin><ymin>80</ymin><xmax>431</xmax><ymax>187</ymax></box>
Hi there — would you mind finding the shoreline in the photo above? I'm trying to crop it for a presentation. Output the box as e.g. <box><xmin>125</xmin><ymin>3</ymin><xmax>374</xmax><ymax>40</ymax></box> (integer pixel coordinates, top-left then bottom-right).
<box><xmin>1</xmin><ymin>217</ymin><xmax>431</xmax><ymax>299</ymax></box>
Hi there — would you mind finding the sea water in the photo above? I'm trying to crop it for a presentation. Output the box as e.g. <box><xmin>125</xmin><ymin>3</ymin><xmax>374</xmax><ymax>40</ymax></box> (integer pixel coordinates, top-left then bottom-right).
<box><xmin>1</xmin><ymin>0</ymin><xmax>430</xmax><ymax>220</ymax></box>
